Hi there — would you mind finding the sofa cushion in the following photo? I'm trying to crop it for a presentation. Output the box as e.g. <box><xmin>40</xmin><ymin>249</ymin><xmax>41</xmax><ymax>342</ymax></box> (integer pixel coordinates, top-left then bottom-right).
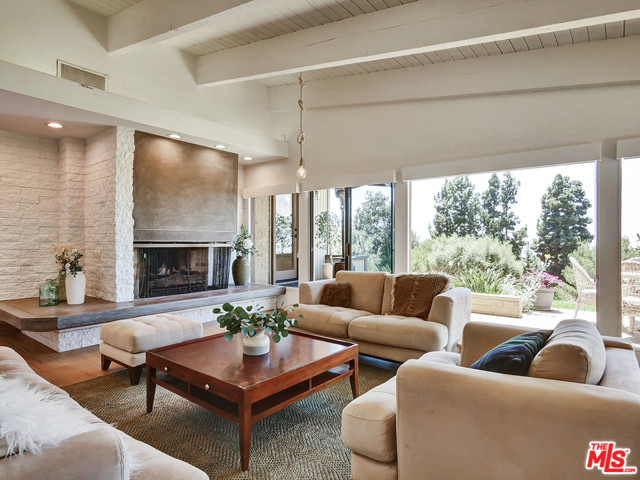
<box><xmin>390</xmin><ymin>273</ymin><xmax>451</xmax><ymax>320</ymax></box>
<box><xmin>100</xmin><ymin>314</ymin><xmax>203</xmax><ymax>354</ymax></box>
<box><xmin>349</xmin><ymin>315</ymin><xmax>447</xmax><ymax>352</ymax></box>
<box><xmin>419</xmin><ymin>351</ymin><xmax>461</xmax><ymax>366</ymax></box>
<box><xmin>0</xmin><ymin>347</ymin><xmax>69</xmax><ymax>399</ymax></box>
<box><xmin>335</xmin><ymin>271</ymin><xmax>387</xmax><ymax>314</ymax></box>
<box><xmin>291</xmin><ymin>304</ymin><xmax>373</xmax><ymax>338</ymax></box>
<box><xmin>470</xmin><ymin>330</ymin><xmax>552</xmax><ymax>376</ymax></box>
<box><xmin>528</xmin><ymin>319</ymin><xmax>606</xmax><ymax>384</ymax></box>
<box><xmin>342</xmin><ymin>377</ymin><xmax>397</xmax><ymax>463</ymax></box>
<box><xmin>320</xmin><ymin>282</ymin><xmax>351</xmax><ymax>307</ymax></box>
<box><xmin>597</xmin><ymin>347</ymin><xmax>640</xmax><ymax>395</ymax></box>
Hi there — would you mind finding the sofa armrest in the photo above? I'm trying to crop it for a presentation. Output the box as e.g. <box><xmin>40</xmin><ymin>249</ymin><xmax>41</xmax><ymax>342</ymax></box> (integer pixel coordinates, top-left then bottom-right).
<box><xmin>396</xmin><ymin>360</ymin><xmax>640</xmax><ymax>480</ymax></box>
<box><xmin>460</xmin><ymin>321</ymin><xmax>533</xmax><ymax>367</ymax></box>
<box><xmin>0</xmin><ymin>427</ymin><xmax>128</xmax><ymax>480</ymax></box>
<box><xmin>299</xmin><ymin>278</ymin><xmax>335</xmax><ymax>304</ymax></box>
<box><xmin>427</xmin><ymin>287</ymin><xmax>472</xmax><ymax>352</ymax></box>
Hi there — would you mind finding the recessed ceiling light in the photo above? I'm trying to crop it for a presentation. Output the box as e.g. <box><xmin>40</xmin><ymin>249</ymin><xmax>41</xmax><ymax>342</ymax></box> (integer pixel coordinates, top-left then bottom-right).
<box><xmin>46</xmin><ymin>122</ymin><xmax>64</xmax><ymax>129</ymax></box>
<box><xmin>215</xmin><ymin>144</ymin><xmax>226</xmax><ymax>149</ymax></box>
<box><xmin>243</xmin><ymin>156</ymin><xmax>252</xmax><ymax>161</ymax></box>
<box><xmin>167</xmin><ymin>134</ymin><xmax>181</xmax><ymax>139</ymax></box>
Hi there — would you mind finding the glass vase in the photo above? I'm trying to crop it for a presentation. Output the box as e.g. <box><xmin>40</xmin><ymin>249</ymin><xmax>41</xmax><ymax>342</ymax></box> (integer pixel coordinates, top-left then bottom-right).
<box><xmin>39</xmin><ymin>279</ymin><xmax>59</xmax><ymax>307</ymax></box>
<box><xmin>56</xmin><ymin>270</ymin><xmax>67</xmax><ymax>301</ymax></box>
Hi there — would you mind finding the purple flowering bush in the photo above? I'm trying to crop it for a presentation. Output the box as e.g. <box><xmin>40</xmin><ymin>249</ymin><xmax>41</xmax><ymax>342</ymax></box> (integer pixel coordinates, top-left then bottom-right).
<box><xmin>522</xmin><ymin>270</ymin><xmax>564</xmax><ymax>291</ymax></box>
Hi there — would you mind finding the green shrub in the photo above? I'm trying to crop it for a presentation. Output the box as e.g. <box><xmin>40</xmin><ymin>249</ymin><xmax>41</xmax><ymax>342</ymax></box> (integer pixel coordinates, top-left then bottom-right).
<box><xmin>412</xmin><ymin>234</ymin><xmax>524</xmax><ymax>278</ymax></box>
<box><xmin>499</xmin><ymin>275</ymin><xmax>541</xmax><ymax>313</ymax></box>
<box><xmin>453</xmin><ymin>268</ymin><xmax>503</xmax><ymax>294</ymax></box>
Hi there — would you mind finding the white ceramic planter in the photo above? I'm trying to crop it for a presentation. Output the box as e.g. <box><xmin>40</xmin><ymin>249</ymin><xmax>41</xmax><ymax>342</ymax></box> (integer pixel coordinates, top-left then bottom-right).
<box><xmin>321</xmin><ymin>263</ymin><xmax>334</xmax><ymax>279</ymax></box>
<box><xmin>533</xmin><ymin>288</ymin><xmax>554</xmax><ymax>311</ymax></box>
<box><xmin>242</xmin><ymin>328</ymin><xmax>270</xmax><ymax>356</ymax></box>
<box><xmin>65</xmin><ymin>271</ymin><xmax>86</xmax><ymax>305</ymax></box>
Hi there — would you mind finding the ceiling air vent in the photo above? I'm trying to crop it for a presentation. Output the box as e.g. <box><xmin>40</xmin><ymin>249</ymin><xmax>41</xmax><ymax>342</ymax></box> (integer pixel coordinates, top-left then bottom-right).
<box><xmin>57</xmin><ymin>60</ymin><xmax>107</xmax><ymax>91</ymax></box>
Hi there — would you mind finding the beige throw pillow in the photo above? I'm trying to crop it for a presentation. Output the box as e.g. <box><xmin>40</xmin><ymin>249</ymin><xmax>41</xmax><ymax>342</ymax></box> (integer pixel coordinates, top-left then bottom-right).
<box><xmin>528</xmin><ymin>319</ymin><xmax>606</xmax><ymax>384</ymax></box>
<box><xmin>390</xmin><ymin>273</ymin><xmax>451</xmax><ymax>320</ymax></box>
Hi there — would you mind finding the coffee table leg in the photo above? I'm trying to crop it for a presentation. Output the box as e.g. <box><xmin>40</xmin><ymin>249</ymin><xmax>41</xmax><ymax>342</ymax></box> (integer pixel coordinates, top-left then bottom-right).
<box><xmin>147</xmin><ymin>366</ymin><xmax>156</xmax><ymax>413</ymax></box>
<box><xmin>239</xmin><ymin>402</ymin><xmax>252</xmax><ymax>471</ymax></box>
<box><xmin>349</xmin><ymin>357</ymin><xmax>359</xmax><ymax>398</ymax></box>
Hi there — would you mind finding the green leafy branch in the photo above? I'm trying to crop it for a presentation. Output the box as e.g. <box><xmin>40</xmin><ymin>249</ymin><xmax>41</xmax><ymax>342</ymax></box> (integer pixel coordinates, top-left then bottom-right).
<box><xmin>213</xmin><ymin>303</ymin><xmax>303</xmax><ymax>344</ymax></box>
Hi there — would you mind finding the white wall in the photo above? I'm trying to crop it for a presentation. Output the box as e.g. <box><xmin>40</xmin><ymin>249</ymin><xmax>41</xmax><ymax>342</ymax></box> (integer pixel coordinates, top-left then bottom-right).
<box><xmin>0</xmin><ymin>0</ymin><xmax>271</xmax><ymax>138</ymax></box>
<box><xmin>0</xmin><ymin>131</ymin><xmax>60</xmax><ymax>300</ymax></box>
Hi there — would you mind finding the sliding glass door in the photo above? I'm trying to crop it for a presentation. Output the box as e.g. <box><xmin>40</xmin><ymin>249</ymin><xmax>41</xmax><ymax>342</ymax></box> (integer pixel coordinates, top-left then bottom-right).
<box><xmin>274</xmin><ymin>194</ymin><xmax>298</xmax><ymax>282</ymax></box>
<box><xmin>346</xmin><ymin>184</ymin><xmax>394</xmax><ymax>273</ymax></box>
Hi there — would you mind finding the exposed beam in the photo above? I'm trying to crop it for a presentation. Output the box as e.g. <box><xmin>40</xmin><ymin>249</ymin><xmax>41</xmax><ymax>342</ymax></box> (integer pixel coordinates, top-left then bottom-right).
<box><xmin>197</xmin><ymin>0</ymin><xmax>640</xmax><ymax>86</ymax></box>
<box><xmin>267</xmin><ymin>35</ymin><xmax>640</xmax><ymax>110</ymax></box>
<box><xmin>107</xmin><ymin>0</ymin><xmax>255</xmax><ymax>53</ymax></box>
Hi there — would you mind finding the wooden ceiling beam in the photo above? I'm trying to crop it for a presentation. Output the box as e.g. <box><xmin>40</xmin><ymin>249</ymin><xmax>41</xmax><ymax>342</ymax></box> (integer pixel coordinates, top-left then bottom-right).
<box><xmin>196</xmin><ymin>0</ymin><xmax>640</xmax><ymax>86</ymax></box>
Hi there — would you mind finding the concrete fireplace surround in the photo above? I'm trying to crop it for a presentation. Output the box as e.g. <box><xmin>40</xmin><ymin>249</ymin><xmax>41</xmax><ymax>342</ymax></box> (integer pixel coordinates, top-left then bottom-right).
<box><xmin>0</xmin><ymin>127</ymin><xmax>265</xmax><ymax>351</ymax></box>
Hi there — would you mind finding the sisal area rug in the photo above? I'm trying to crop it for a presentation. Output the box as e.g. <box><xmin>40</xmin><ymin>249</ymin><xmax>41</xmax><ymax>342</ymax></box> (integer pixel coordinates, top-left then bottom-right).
<box><xmin>63</xmin><ymin>363</ymin><xmax>395</xmax><ymax>480</ymax></box>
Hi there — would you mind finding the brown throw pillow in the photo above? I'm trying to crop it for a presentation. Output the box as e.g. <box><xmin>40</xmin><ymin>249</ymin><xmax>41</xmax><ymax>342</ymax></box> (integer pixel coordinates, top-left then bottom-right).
<box><xmin>321</xmin><ymin>282</ymin><xmax>351</xmax><ymax>308</ymax></box>
<box><xmin>390</xmin><ymin>273</ymin><xmax>451</xmax><ymax>320</ymax></box>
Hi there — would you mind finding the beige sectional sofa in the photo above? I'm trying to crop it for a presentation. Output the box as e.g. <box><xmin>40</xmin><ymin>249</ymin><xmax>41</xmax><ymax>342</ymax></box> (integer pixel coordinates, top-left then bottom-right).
<box><xmin>342</xmin><ymin>321</ymin><xmax>640</xmax><ymax>480</ymax></box>
<box><xmin>291</xmin><ymin>271</ymin><xmax>472</xmax><ymax>362</ymax></box>
<box><xmin>0</xmin><ymin>346</ymin><xmax>207</xmax><ymax>480</ymax></box>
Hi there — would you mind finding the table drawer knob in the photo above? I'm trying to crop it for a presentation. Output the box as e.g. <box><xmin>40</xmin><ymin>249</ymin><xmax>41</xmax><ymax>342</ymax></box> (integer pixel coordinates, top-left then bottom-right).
<box><xmin>164</xmin><ymin>367</ymin><xmax>169</xmax><ymax>372</ymax></box>
<box><xmin>205</xmin><ymin>384</ymin><xmax>210</xmax><ymax>390</ymax></box>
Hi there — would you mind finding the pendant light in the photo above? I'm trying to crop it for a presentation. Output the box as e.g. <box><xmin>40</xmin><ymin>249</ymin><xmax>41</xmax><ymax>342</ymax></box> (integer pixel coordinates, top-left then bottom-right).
<box><xmin>296</xmin><ymin>73</ymin><xmax>308</xmax><ymax>179</ymax></box>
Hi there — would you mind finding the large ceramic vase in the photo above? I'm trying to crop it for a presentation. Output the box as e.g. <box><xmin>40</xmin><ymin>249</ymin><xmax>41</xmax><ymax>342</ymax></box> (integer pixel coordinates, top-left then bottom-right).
<box><xmin>232</xmin><ymin>256</ymin><xmax>251</xmax><ymax>286</ymax></box>
<box><xmin>242</xmin><ymin>328</ymin><xmax>270</xmax><ymax>356</ymax></box>
<box><xmin>532</xmin><ymin>287</ymin><xmax>554</xmax><ymax>311</ymax></box>
<box><xmin>66</xmin><ymin>271</ymin><xmax>86</xmax><ymax>305</ymax></box>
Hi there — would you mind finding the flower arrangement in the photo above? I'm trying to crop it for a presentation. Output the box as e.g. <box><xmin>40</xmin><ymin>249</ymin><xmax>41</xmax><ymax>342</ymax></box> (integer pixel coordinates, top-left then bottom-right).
<box><xmin>213</xmin><ymin>303</ymin><xmax>302</xmax><ymax>343</ymax></box>
<box><xmin>233</xmin><ymin>225</ymin><xmax>257</xmax><ymax>257</ymax></box>
<box><xmin>521</xmin><ymin>270</ymin><xmax>564</xmax><ymax>291</ymax></box>
<box><xmin>53</xmin><ymin>244</ymin><xmax>83</xmax><ymax>277</ymax></box>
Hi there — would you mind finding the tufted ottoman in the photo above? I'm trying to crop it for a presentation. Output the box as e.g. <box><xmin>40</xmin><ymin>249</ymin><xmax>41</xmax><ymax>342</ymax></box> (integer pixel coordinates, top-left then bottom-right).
<box><xmin>99</xmin><ymin>314</ymin><xmax>203</xmax><ymax>385</ymax></box>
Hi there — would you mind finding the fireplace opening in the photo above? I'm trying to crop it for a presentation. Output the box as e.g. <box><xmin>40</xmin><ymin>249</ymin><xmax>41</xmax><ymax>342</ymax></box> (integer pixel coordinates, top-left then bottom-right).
<box><xmin>134</xmin><ymin>245</ymin><xmax>231</xmax><ymax>298</ymax></box>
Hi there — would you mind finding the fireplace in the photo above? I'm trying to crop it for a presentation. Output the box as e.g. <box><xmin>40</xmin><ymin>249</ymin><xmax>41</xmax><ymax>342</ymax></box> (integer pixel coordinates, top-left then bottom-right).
<box><xmin>134</xmin><ymin>244</ymin><xmax>232</xmax><ymax>298</ymax></box>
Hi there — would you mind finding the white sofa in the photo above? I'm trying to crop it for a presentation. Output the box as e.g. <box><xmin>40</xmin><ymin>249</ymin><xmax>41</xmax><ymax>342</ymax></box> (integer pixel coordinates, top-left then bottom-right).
<box><xmin>0</xmin><ymin>346</ymin><xmax>208</xmax><ymax>480</ymax></box>
<box><xmin>341</xmin><ymin>321</ymin><xmax>640</xmax><ymax>480</ymax></box>
<box><xmin>290</xmin><ymin>271</ymin><xmax>472</xmax><ymax>362</ymax></box>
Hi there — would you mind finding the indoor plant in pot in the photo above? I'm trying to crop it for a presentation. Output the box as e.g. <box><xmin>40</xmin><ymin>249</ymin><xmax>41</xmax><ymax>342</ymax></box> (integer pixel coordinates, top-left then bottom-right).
<box><xmin>314</xmin><ymin>211</ymin><xmax>341</xmax><ymax>279</ymax></box>
<box><xmin>232</xmin><ymin>225</ymin><xmax>257</xmax><ymax>286</ymax></box>
<box><xmin>55</xmin><ymin>245</ymin><xmax>85</xmax><ymax>305</ymax></box>
<box><xmin>213</xmin><ymin>303</ymin><xmax>303</xmax><ymax>355</ymax></box>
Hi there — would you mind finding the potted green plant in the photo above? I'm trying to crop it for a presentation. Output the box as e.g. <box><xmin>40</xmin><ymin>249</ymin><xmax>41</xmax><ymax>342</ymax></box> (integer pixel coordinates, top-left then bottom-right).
<box><xmin>213</xmin><ymin>303</ymin><xmax>303</xmax><ymax>355</ymax></box>
<box><xmin>232</xmin><ymin>225</ymin><xmax>257</xmax><ymax>286</ymax></box>
<box><xmin>314</xmin><ymin>211</ymin><xmax>340</xmax><ymax>279</ymax></box>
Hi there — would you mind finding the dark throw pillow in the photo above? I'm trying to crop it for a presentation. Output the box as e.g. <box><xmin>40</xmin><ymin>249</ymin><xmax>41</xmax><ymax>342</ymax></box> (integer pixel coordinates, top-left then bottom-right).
<box><xmin>321</xmin><ymin>282</ymin><xmax>351</xmax><ymax>308</ymax></box>
<box><xmin>470</xmin><ymin>330</ymin><xmax>553</xmax><ymax>376</ymax></box>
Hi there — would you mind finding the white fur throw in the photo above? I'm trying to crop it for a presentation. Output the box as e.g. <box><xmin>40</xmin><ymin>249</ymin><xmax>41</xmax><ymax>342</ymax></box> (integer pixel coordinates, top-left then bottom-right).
<box><xmin>0</xmin><ymin>375</ymin><xmax>140</xmax><ymax>477</ymax></box>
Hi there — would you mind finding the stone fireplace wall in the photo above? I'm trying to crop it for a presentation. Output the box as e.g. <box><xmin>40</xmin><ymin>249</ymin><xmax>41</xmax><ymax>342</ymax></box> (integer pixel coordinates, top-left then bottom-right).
<box><xmin>0</xmin><ymin>127</ymin><xmax>135</xmax><ymax>302</ymax></box>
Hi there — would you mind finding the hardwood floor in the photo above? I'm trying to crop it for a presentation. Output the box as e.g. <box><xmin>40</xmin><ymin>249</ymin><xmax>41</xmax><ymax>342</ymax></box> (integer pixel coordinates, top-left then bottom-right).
<box><xmin>0</xmin><ymin>322</ymin><xmax>226</xmax><ymax>387</ymax></box>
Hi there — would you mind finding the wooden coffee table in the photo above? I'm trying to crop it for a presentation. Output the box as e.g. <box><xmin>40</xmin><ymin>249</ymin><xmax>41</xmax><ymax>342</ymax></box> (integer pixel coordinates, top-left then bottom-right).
<box><xmin>146</xmin><ymin>331</ymin><xmax>359</xmax><ymax>471</ymax></box>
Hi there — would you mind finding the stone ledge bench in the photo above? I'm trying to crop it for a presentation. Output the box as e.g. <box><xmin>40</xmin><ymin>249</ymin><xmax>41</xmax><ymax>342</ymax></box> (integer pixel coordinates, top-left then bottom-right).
<box><xmin>99</xmin><ymin>314</ymin><xmax>203</xmax><ymax>385</ymax></box>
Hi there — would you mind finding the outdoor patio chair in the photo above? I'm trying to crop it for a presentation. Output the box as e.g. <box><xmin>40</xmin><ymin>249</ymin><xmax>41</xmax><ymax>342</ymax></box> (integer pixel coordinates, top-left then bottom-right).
<box><xmin>622</xmin><ymin>258</ymin><xmax>640</xmax><ymax>332</ymax></box>
<box><xmin>569</xmin><ymin>256</ymin><xmax>596</xmax><ymax>318</ymax></box>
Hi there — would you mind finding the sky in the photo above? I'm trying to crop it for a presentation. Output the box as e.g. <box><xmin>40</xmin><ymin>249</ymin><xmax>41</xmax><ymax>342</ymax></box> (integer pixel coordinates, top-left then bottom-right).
<box><xmin>411</xmin><ymin>160</ymin><xmax>640</xmax><ymax>248</ymax></box>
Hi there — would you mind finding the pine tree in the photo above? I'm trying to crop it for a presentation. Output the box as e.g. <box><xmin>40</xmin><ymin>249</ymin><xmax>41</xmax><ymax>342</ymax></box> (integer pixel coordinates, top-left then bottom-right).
<box><xmin>481</xmin><ymin>172</ymin><xmax>527</xmax><ymax>256</ymax></box>
<box><xmin>430</xmin><ymin>176</ymin><xmax>483</xmax><ymax>237</ymax></box>
<box><xmin>534</xmin><ymin>174</ymin><xmax>593</xmax><ymax>278</ymax></box>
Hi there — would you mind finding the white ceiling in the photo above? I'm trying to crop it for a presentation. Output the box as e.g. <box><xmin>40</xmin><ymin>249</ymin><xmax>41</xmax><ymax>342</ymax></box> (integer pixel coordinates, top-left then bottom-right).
<box><xmin>68</xmin><ymin>0</ymin><xmax>142</xmax><ymax>17</ymax></box>
<box><xmin>0</xmin><ymin>90</ymin><xmax>110</xmax><ymax>139</ymax></box>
